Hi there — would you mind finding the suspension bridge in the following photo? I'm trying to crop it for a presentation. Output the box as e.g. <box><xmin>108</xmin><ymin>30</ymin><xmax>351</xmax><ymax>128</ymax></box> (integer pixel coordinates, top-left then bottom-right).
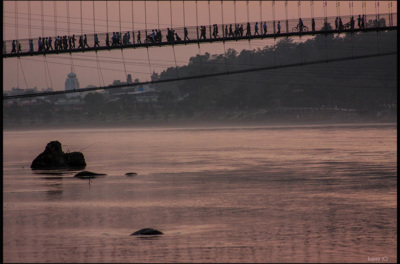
<box><xmin>2</xmin><ymin>1</ymin><xmax>397</xmax><ymax>100</ymax></box>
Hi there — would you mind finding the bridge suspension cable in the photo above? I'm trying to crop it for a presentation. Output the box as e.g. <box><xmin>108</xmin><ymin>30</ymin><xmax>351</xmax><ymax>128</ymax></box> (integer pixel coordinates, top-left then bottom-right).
<box><xmin>4</xmin><ymin>51</ymin><xmax>396</xmax><ymax>101</ymax></box>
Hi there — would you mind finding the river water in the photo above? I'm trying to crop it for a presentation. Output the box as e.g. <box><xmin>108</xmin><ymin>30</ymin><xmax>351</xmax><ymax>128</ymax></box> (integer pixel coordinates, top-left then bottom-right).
<box><xmin>3</xmin><ymin>123</ymin><xmax>397</xmax><ymax>263</ymax></box>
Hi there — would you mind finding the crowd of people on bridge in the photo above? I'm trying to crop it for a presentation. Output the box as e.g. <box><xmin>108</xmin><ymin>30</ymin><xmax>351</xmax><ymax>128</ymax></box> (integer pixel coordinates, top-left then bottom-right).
<box><xmin>5</xmin><ymin>14</ymin><xmax>375</xmax><ymax>55</ymax></box>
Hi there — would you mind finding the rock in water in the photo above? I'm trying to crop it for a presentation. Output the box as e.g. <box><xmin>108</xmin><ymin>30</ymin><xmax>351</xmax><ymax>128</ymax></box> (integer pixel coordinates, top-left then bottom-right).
<box><xmin>74</xmin><ymin>171</ymin><xmax>106</xmax><ymax>179</ymax></box>
<box><xmin>31</xmin><ymin>141</ymin><xmax>86</xmax><ymax>170</ymax></box>
<box><xmin>130</xmin><ymin>228</ymin><xmax>163</xmax><ymax>236</ymax></box>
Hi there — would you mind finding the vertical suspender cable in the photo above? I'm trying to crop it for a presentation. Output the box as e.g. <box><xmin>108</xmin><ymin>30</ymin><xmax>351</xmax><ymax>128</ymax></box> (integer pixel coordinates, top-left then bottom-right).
<box><xmin>40</xmin><ymin>1</ymin><xmax>50</xmax><ymax>89</ymax></box>
<box><xmin>336</xmin><ymin>1</ymin><xmax>339</xmax><ymax>19</ymax></box>
<box><xmin>375</xmin><ymin>1</ymin><xmax>380</xmax><ymax>53</ymax></box>
<box><xmin>234</xmin><ymin>0</ymin><xmax>237</xmax><ymax>40</ymax></box>
<box><xmin>246</xmin><ymin>0</ymin><xmax>249</xmax><ymax>23</ymax></box>
<box><xmin>131</xmin><ymin>1</ymin><xmax>137</xmax><ymax>32</ymax></box>
<box><xmin>43</xmin><ymin>2</ymin><xmax>54</xmax><ymax>89</ymax></box>
<box><xmin>311</xmin><ymin>0</ymin><xmax>314</xmax><ymax>20</ymax></box>
<box><xmin>15</xmin><ymin>1</ymin><xmax>18</xmax><ymax>40</ymax></box>
<box><xmin>42</xmin><ymin>1</ymin><xmax>53</xmax><ymax>89</ymax></box>
<box><xmin>170</xmin><ymin>0</ymin><xmax>173</xmax><ymax>29</ymax></box>
<box><xmin>119</xmin><ymin>1</ymin><xmax>122</xmax><ymax>34</ymax></box>
<box><xmin>15</xmin><ymin>1</ymin><xmax>19</xmax><ymax>88</ymax></box>
<box><xmin>298</xmin><ymin>0</ymin><xmax>301</xmax><ymax>20</ymax></box>
<box><xmin>195</xmin><ymin>0</ymin><xmax>204</xmax><ymax>76</ymax></box>
<box><xmin>272</xmin><ymin>0</ymin><xmax>275</xmax><ymax>35</ymax></box>
<box><xmin>3</xmin><ymin>1</ymin><xmax>5</xmax><ymax>53</ymax></box>
<box><xmin>311</xmin><ymin>0</ymin><xmax>315</xmax><ymax>35</ymax></box>
<box><xmin>93</xmin><ymin>0</ymin><xmax>96</xmax><ymax>34</ymax></box>
<box><xmin>349</xmin><ymin>0</ymin><xmax>353</xmax><ymax>17</ymax></box>
<box><xmin>67</xmin><ymin>2</ymin><xmax>70</xmax><ymax>39</ymax></box>
<box><xmin>80</xmin><ymin>1</ymin><xmax>83</xmax><ymax>35</ymax></box>
<box><xmin>221</xmin><ymin>0</ymin><xmax>224</xmax><ymax>37</ymax></box>
<box><xmin>157</xmin><ymin>0</ymin><xmax>160</xmax><ymax>30</ymax></box>
<box><xmin>273</xmin><ymin>0</ymin><xmax>277</xmax><ymax>66</ymax></box>
<box><xmin>221</xmin><ymin>0</ymin><xmax>229</xmax><ymax>73</ymax></box>
<box><xmin>362</xmin><ymin>1</ymin><xmax>366</xmax><ymax>20</ymax></box>
<box><xmin>285</xmin><ymin>1</ymin><xmax>288</xmax><ymax>34</ymax></box>
<box><xmin>323</xmin><ymin>1</ymin><xmax>328</xmax><ymax>61</ymax></box>
<box><xmin>246</xmin><ymin>1</ymin><xmax>254</xmax><ymax>69</ymax></box>
<box><xmin>54</xmin><ymin>1</ymin><xmax>57</xmax><ymax>37</ymax></box>
<box><xmin>170</xmin><ymin>1</ymin><xmax>179</xmax><ymax>79</ymax></box>
<box><xmin>41</xmin><ymin>1</ymin><xmax>44</xmax><ymax>37</ymax></box>
<box><xmin>131</xmin><ymin>1</ymin><xmax>135</xmax><ymax>44</ymax></box>
<box><xmin>183</xmin><ymin>0</ymin><xmax>187</xmax><ymax>43</ymax></box>
<box><xmin>144</xmin><ymin>1</ymin><xmax>152</xmax><ymax>80</ymax></box>
<box><xmin>234</xmin><ymin>0</ymin><xmax>237</xmax><ymax>25</ymax></box>
<box><xmin>208</xmin><ymin>0</ymin><xmax>211</xmax><ymax>39</ymax></box>
<box><xmin>298</xmin><ymin>1</ymin><xmax>303</xmax><ymax>64</ymax></box>
<box><xmin>144</xmin><ymin>1</ymin><xmax>147</xmax><ymax>36</ymax></box>
<box><xmin>195</xmin><ymin>0</ymin><xmax>199</xmax><ymax>40</ymax></box>
<box><xmin>16</xmin><ymin>2</ymin><xmax>28</xmax><ymax>90</ymax></box>
<box><xmin>67</xmin><ymin>1</ymin><xmax>75</xmax><ymax>73</ymax></box>
<box><xmin>259</xmin><ymin>0</ymin><xmax>262</xmax><ymax>31</ymax></box>
<box><xmin>106</xmin><ymin>1</ymin><xmax>109</xmax><ymax>33</ymax></box>
<box><xmin>183</xmin><ymin>0</ymin><xmax>186</xmax><ymax>32</ymax></box>
<box><xmin>93</xmin><ymin>1</ymin><xmax>104</xmax><ymax>86</ymax></box>
<box><xmin>28</xmin><ymin>1</ymin><xmax>31</xmax><ymax>40</ymax></box>
<box><xmin>119</xmin><ymin>1</ymin><xmax>127</xmax><ymax>79</ymax></box>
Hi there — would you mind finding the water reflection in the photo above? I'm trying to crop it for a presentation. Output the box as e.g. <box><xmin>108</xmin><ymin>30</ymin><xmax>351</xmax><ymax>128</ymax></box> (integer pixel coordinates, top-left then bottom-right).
<box><xmin>43</xmin><ymin>176</ymin><xmax>64</xmax><ymax>199</ymax></box>
<box><xmin>3</xmin><ymin>125</ymin><xmax>397</xmax><ymax>263</ymax></box>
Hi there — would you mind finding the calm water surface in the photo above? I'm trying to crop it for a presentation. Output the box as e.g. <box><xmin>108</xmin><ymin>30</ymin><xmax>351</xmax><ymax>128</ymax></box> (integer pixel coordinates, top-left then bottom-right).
<box><xmin>3</xmin><ymin>124</ymin><xmax>397</xmax><ymax>263</ymax></box>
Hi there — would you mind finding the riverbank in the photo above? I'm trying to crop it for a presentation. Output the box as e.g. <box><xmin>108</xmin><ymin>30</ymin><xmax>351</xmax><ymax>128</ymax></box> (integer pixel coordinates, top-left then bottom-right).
<box><xmin>3</xmin><ymin>107</ymin><xmax>396</xmax><ymax>130</ymax></box>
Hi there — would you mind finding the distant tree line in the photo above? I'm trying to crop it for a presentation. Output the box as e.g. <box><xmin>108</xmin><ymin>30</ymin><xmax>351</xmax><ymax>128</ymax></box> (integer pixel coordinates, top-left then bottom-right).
<box><xmin>154</xmin><ymin>26</ymin><xmax>396</xmax><ymax>112</ymax></box>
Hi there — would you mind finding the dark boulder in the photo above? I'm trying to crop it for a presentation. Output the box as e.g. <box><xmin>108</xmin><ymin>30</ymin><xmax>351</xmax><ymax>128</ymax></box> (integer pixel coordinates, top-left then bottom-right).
<box><xmin>130</xmin><ymin>228</ymin><xmax>163</xmax><ymax>236</ymax></box>
<box><xmin>31</xmin><ymin>141</ymin><xmax>86</xmax><ymax>170</ymax></box>
<box><xmin>74</xmin><ymin>171</ymin><xmax>106</xmax><ymax>179</ymax></box>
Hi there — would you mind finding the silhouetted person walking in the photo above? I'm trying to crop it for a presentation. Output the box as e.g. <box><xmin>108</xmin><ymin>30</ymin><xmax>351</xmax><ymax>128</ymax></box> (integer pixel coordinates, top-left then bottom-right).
<box><xmin>11</xmin><ymin>40</ymin><xmax>16</xmax><ymax>53</ymax></box>
<box><xmin>29</xmin><ymin>39</ymin><xmax>34</xmax><ymax>53</ymax></box>
<box><xmin>184</xmin><ymin>27</ymin><xmax>190</xmax><ymax>41</ymax></box>
<box><xmin>312</xmin><ymin>18</ymin><xmax>315</xmax><ymax>32</ymax></box>
<box><xmin>84</xmin><ymin>34</ymin><xmax>90</xmax><ymax>48</ymax></box>
<box><xmin>94</xmin><ymin>34</ymin><xmax>100</xmax><ymax>48</ymax></box>
<box><xmin>254</xmin><ymin>22</ymin><xmax>260</xmax><ymax>35</ymax></box>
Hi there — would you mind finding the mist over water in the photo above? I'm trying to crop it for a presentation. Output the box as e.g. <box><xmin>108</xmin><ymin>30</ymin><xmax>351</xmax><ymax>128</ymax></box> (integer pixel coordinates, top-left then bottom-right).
<box><xmin>3</xmin><ymin>123</ymin><xmax>397</xmax><ymax>263</ymax></box>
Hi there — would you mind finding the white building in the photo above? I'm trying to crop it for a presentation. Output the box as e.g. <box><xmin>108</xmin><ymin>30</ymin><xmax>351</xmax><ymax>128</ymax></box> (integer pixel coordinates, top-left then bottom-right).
<box><xmin>65</xmin><ymin>72</ymin><xmax>80</xmax><ymax>98</ymax></box>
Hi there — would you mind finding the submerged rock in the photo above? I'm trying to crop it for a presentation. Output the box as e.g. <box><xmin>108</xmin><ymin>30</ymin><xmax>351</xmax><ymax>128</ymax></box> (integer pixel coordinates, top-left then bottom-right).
<box><xmin>74</xmin><ymin>171</ymin><xmax>106</xmax><ymax>179</ymax></box>
<box><xmin>130</xmin><ymin>228</ymin><xmax>163</xmax><ymax>236</ymax></box>
<box><xmin>31</xmin><ymin>141</ymin><xmax>86</xmax><ymax>170</ymax></box>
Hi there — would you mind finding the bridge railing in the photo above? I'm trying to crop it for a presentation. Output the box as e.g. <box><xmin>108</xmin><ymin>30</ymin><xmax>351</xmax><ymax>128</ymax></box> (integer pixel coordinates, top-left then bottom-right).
<box><xmin>2</xmin><ymin>13</ymin><xmax>396</xmax><ymax>56</ymax></box>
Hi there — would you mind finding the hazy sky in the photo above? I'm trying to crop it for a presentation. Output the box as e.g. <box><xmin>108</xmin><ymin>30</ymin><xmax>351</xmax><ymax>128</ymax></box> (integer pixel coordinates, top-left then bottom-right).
<box><xmin>2</xmin><ymin>1</ymin><xmax>396</xmax><ymax>92</ymax></box>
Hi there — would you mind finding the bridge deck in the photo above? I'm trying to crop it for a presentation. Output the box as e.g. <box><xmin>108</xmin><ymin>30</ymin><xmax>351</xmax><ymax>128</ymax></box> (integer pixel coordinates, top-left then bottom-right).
<box><xmin>3</xmin><ymin>13</ymin><xmax>397</xmax><ymax>58</ymax></box>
